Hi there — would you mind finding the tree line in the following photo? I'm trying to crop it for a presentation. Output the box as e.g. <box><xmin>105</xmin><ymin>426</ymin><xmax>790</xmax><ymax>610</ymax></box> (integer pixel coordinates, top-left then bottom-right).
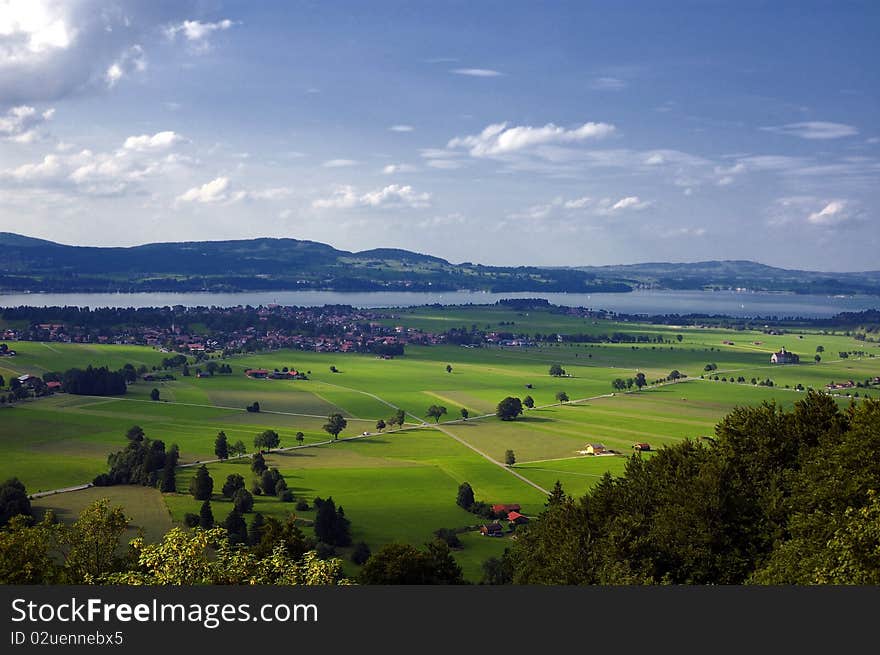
<box><xmin>492</xmin><ymin>392</ymin><xmax>880</xmax><ymax>584</ymax></box>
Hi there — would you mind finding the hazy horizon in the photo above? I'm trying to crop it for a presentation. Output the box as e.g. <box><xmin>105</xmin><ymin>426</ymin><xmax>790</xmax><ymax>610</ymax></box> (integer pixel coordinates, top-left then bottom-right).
<box><xmin>1</xmin><ymin>1</ymin><xmax>877</xmax><ymax>271</ymax></box>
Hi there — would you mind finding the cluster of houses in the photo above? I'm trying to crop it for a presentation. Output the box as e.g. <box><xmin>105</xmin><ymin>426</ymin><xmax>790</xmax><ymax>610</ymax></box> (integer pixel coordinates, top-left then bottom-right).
<box><xmin>244</xmin><ymin>368</ymin><xmax>307</xmax><ymax>380</ymax></box>
<box><xmin>479</xmin><ymin>504</ymin><xmax>529</xmax><ymax>536</ymax></box>
<box><xmin>2</xmin><ymin>306</ymin><xmax>452</xmax><ymax>356</ymax></box>
<box><xmin>13</xmin><ymin>374</ymin><xmax>61</xmax><ymax>392</ymax></box>
<box><xmin>826</xmin><ymin>377</ymin><xmax>880</xmax><ymax>391</ymax></box>
<box><xmin>575</xmin><ymin>442</ymin><xmax>650</xmax><ymax>456</ymax></box>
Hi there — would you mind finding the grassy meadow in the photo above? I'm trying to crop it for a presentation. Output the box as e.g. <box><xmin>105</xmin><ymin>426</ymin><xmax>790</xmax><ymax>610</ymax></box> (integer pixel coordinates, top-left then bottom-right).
<box><xmin>2</xmin><ymin>306</ymin><xmax>878</xmax><ymax>581</ymax></box>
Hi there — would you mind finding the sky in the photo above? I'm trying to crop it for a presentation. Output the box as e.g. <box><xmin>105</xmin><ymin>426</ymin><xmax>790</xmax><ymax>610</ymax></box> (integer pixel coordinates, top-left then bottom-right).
<box><xmin>0</xmin><ymin>0</ymin><xmax>878</xmax><ymax>271</ymax></box>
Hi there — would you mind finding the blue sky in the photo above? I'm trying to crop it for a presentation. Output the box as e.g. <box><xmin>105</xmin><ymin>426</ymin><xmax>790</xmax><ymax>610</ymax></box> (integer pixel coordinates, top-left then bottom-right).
<box><xmin>0</xmin><ymin>0</ymin><xmax>877</xmax><ymax>270</ymax></box>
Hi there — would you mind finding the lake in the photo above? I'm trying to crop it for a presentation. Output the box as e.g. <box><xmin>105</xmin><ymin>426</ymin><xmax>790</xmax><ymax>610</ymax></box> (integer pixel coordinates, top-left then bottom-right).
<box><xmin>0</xmin><ymin>289</ymin><xmax>878</xmax><ymax>318</ymax></box>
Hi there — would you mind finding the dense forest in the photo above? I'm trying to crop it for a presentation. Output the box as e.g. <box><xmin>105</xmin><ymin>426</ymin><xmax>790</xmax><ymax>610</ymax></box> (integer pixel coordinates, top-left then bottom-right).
<box><xmin>498</xmin><ymin>392</ymin><xmax>880</xmax><ymax>584</ymax></box>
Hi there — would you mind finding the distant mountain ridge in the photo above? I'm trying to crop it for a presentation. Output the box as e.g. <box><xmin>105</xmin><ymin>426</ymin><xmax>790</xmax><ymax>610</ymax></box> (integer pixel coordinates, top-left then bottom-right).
<box><xmin>1</xmin><ymin>232</ymin><xmax>878</xmax><ymax>295</ymax></box>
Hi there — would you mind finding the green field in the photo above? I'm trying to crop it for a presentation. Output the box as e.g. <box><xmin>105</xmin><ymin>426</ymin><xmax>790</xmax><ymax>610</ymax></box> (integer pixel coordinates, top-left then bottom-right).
<box><xmin>3</xmin><ymin>307</ymin><xmax>878</xmax><ymax>581</ymax></box>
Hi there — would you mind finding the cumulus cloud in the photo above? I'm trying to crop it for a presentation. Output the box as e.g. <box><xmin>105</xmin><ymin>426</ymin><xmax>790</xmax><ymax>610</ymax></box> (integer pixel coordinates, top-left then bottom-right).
<box><xmin>0</xmin><ymin>104</ymin><xmax>55</xmax><ymax>142</ymax></box>
<box><xmin>313</xmin><ymin>184</ymin><xmax>431</xmax><ymax>209</ymax></box>
<box><xmin>450</xmin><ymin>68</ymin><xmax>503</xmax><ymax>77</ymax></box>
<box><xmin>448</xmin><ymin>121</ymin><xmax>616</xmax><ymax>157</ymax></box>
<box><xmin>807</xmin><ymin>200</ymin><xmax>849</xmax><ymax>225</ymax></box>
<box><xmin>761</xmin><ymin>121</ymin><xmax>858</xmax><ymax>140</ymax></box>
<box><xmin>123</xmin><ymin>130</ymin><xmax>183</xmax><ymax>152</ymax></box>
<box><xmin>0</xmin><ymin>3</ymin><xmax>230</xmax><ymax>103</ymax></box>
<box><xmin>176</xmin><ymin>176</ymin><xmax>230</xmax><ymax>203</ymax></box>
<box><xmin>1</xmin><ymin>129</ymin><xmax>192</xmax><ymax>197</ymax></box>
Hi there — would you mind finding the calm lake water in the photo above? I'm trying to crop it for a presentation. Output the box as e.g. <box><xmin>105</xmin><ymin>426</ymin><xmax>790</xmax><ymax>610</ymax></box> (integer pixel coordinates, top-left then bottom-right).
<box><xmin>0</xmin><ymin>289</ymin><xmax>878</xmax><ymax>318</ymax></box>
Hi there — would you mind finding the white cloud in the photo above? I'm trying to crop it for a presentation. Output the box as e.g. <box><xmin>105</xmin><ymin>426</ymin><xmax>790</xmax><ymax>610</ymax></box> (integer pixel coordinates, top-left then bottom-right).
<box><xmin>104</xmin><ymin>44</ymin><xmax>146</xmax><ymax>88</ymax></box>
<box><xmin>450</xmin><ymin>68</ymin><xmax>503</xmax><ymax>77</ymax></box>
<box><xmin>123</xmin><ymin>130</ymin><xmax>183</xmax><ymax>152</ymax></box>
<box><xmin>0</xmin><ymin>104</ymin><xmax>54</xmax><ymax>141</ymax></box>
<box><xmin>6</xmin><ymin>153</ymin><xmax>62</xmax><ymax>181</ymax></box>
<box><xmin>1</xmin><ymin>130</ymin><xmax>193</xmax><ymax>197</ymax></box>
<box><xmin>610</xmin><ymin>196</ymin><xmax>649</xmax><ymax>211</ymax></box>
<box><xmin>0</xmin><ymin>1</ymin><xmax>76</xmax><ymax>61</ymax></box>
<box><xmin>389</xmin><ymin>125</ymin><xmax>414</xmax><ymax>132</ymax></box>
<box><xmin>761</xmin><ymin>121</ymin><xmax>858</xmax><ymax>140</ymax></box>
<box><xmin>164</xmin><ymin>19</ymin><xmax>234</xmax><ymax>52</ymax></box>
<box><xmin>769</xmin><ymin>196</ymin><xmax>862</xmax><ymax>229</ymax></box>
<box><xmin>563</xmin><ymin>196</ymin><xmax>591</xmax><ymax>209</ymax></box>
<box><xmin>382</xmin><ymin>163</ymin><xmax>417</xmax><ymax>174</ymax></box>
<box><xmin>591</xmin><ymin>196</ymin><xmax>652</xmax><ymax>215</ymax></box>
<box><xmin>322</xmin><ymin>159</ymin><xmax>358</xmax><ymax>168</ymax></box>
<box><xmin>807</xmin><ymin>200</ymin><xmax>848</xmax><ymax>225</ymax></box>
<box><xmin>591</xmin><ymin>76</ymin><xmax>626</xmax><ymax>90</ymax></box>
<box><xmin>176</xmin><ymin>176</ymin><xmax>230</xmax><ymax>203</ymax></box>
<box><xmin>313</xmin><ymin>184</ymin><xmax>431</xmax><ymax>210</ymax></box>
<box><xmin>448</xmin><ymin>121</ymin><xmax>616</xmax><ymax>157</ymax></box>
<box><xmin>0</xmin><ymin>5</ymin><xmax>236</xmax><ymax>103</ymax></box>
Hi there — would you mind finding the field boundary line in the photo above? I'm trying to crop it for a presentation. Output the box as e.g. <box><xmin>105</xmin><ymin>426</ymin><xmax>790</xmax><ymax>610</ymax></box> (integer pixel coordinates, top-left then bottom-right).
<box><xmin>431</xmin><ymin>423</ymin><xmax>550</xmax><ymax>496</ymax></box>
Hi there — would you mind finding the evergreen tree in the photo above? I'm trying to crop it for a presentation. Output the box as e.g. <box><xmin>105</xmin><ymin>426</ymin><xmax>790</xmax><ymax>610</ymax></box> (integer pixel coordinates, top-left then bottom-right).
<box><xmin>248</xmin><ymin>512</ymin><xmax>266</xmax><ymax>546</ymax></box>
<box><xmin>456</xmin><ymin>482</ymin><xmax>475</xmax><ymax>510</ymax></box>
<box><xmin>198</xmin><ymin>500</ymin><xmax>214</xmax><ymax>529</ymax></box>
<box><xmin>351</xmin><ymin>541</ymin><xmax>371</xmax><ymax>565</ymax></box>
<box><xmin>251</xmin><ymin>452</ymin><xmax>267</xmax><ymax>475</ymax></box>
<box><xmin>222</xmin><ymin>473</ymin><xmax>246</xmax><ymax>498</ymax></box>
<box><xmin>233</xmin><ymin>488</ymin><xmax>254</xmax><ymax>513</ymax></box>
<box><xmin>224</xmin><ymin>509</ymin><xmax>248</xmax><ymax>545</ymax></box>
<box><xmin>189</xmin><ymin>465</ymin><xmax>213</xmax><ymax>501</ymax></box>
<box><xmin>159</xmin><ymin>444</ymin><xmax>179</xmax><ymax>493</ymax></box>
<box><xmin>0</xmin><ymin>478</ymin><xmax>32</xmax><ymax>527</ymax></box>
<box><xmin>214</xmin><ymin>431</ymin><xmax>229</xmax><ymax>460</ymax></box>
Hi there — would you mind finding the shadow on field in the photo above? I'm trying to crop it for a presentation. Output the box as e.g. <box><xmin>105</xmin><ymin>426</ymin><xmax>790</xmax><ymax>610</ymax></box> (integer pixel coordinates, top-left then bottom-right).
<box><xmin>347</xmin><ymin>437</ymin><xmax>391</xmax><ymax>446</ymax></box>
<box><xmin>270</xmin><ymin>451</ymin><xmax>316</xmax><ymax>459</ymax></box>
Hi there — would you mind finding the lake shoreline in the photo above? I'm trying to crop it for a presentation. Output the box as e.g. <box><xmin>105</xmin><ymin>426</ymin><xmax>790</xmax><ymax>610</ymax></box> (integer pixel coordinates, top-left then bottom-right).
<box><xmin>1</xmin><ymin>288</ymin><xmax>879</xmax><ymax>319</ymax></box>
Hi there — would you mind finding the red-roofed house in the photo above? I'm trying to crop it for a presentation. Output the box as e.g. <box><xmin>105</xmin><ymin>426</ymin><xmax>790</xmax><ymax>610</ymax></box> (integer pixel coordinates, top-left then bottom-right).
<box><xmin>492</xmin><ymin>503</ymin><xmax>521</xmax><ymax>515</ymax></box>
<box><xmin>507</xmin><ymin>511</ymin><xmax>529</xmax><ymax>525</ymax></box>
<box><xmin>245</xmin><ymin>369</ymin><xmax>269</xmax><ymax>379</ymax></box>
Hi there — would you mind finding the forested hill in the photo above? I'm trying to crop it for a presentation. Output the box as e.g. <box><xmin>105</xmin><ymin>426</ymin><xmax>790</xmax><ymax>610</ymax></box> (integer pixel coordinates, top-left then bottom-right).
<box><xmin>0</xmin><ymin>233</ymin><xmax>627</xmax><ymax>294</ymax></box>
<box><xmin>1</xmin><ymin>232</ymin><xmax>878</xmax><ymax>295</ymax></box>
<box><xmin>576</xmin><ymin>260</ymin><xmax>880</xmax><ymax>295</ymax></box>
